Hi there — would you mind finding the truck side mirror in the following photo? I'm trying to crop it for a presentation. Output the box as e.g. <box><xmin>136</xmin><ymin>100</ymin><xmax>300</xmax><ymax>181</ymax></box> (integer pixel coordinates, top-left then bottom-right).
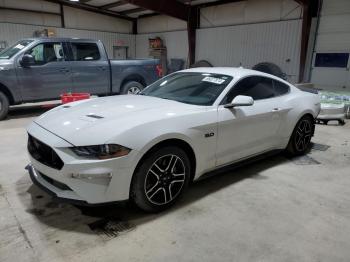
<box><xmin>20</xmin><ymin>54</ymin><xmax>35</xmax><ymax>68</ymax></box>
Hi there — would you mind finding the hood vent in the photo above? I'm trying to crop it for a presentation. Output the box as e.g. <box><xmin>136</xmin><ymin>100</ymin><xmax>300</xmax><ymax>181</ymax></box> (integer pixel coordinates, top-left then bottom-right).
<box><xmin>86</xmin><ymin>114</ymin><xmax>104</xmax><ymax>119</ymax></box>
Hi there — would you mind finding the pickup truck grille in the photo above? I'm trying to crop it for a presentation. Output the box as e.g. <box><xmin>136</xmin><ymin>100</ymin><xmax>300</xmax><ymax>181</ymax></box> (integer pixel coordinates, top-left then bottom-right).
<box><xmin>28</xmin><ymin>135</ymin><xmax>64</xmax><ymax>170</ymax></box>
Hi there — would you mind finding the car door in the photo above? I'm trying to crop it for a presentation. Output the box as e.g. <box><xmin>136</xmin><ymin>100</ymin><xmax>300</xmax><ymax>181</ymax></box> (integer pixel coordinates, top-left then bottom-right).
<box><xmin>216</xmin><ymin>76</ymin><xmax>283</xmax><ymax>167</ymax></box>
<box><xmin>68</xmin><ymin>42</ymin><xmax>110</xmax><ymax>95</ymax></box>
<box><xmin>16</xmin><ymin>42</ymin><xmax>72</xmax><ymax>101</ymax></box>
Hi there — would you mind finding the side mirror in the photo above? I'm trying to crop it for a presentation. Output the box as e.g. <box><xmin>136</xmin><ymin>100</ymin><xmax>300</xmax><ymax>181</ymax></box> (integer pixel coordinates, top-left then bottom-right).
<box><xmin>20</xmin><ymin>54</ymin><xmax>35</xmax><ymax>67</ymax></box>
<box><xmin>224</xmin><ymin>95</ymin><xmax>254</xmax><ymax>108</ymax></box>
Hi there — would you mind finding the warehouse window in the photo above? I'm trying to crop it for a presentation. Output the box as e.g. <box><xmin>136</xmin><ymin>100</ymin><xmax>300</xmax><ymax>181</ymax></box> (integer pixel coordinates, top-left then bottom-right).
<box><xmin>223</xmin><ymin>76</ymin><xmax>275</xmax><ymax>103</ymax></box>
<box><xmin>71</xmin><ymin>43</ymin><xmax>100</xmax><ymax>61</ymax></box>
<box><xmin>26</xmin><ymin>43</ymin><xmax>64</xmax><ymax>65</ymax></box>
<box><xmin>315</xmin><ymin>53</ymin><xmax>349</xmax><ymax>68</ymax></box>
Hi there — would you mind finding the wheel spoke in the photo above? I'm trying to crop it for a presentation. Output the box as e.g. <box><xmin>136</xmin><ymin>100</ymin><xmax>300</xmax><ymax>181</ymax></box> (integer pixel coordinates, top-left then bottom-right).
<box><xmin>146</xmin><ymin>181</ymin><xmax>159</xmax><ymax>195</ymax></box>
<box><xmin>296</xmin><ymin>136</ymin><xmax>302</xmax><ymax>147</ymax></box>
<box><xmin>162</xmin><ymin>188</ymin><xmax>167</xmax><ymax>204</ymax></box>
<box><xmin>163</xmin><ymin>186</ymin><xmax>173</xmax><ymax>203</ymax></box>
<box><xmin>296</xmin><ymin>131</ymin><xmax>303</xmax><ymax>138</ymax></box>
<box><xmin>152</xmin><ymin>163</ymin><xmax>164</xmax><ymax>173</ymax></box>
<box><xmin>172</xmin><ymin>173</ymin><xmax>185</xmax><ymax>178</ymax></box>
<box><xmin>165</xmin><ymin>155</ymin><xmax>177</xmax><ymax>172</ymax></box>
<box><xmin>144</xmin><ymin>154</ymin><xmax>186</xmax><ymax>206</ymax></box>
<box><xmin>148</xmin><ymin>186</ymin><xmax>162</xmax><ymax>200</ymax></box>
<box><xmin>171</xmin><ymin>180</ymin><xmax>184</xmax><ymax>184</ymax></box>
<box><xmin>149</xmin><ymin>169</ymin><xmax>160</xmax><ymax>180</ymax></box>
<box><xmin>168</xmin><ymin>184</ymin><xmax>173</xmax><ymax>201</ymax></box>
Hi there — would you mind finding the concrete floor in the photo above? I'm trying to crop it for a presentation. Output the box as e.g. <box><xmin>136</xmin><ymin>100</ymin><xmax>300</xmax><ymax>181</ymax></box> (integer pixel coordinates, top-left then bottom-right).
<box><xmin>0</xmin><ymin>105</ymin><xmax>349</xmax><ymax>262</ymax></box>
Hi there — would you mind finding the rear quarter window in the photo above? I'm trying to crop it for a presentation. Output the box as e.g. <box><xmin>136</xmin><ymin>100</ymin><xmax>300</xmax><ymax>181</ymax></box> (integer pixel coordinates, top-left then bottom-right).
<box><xmin>273</xmin><ymin>80</ymin><xmax>290</xmax><ymax>96</ymax></box>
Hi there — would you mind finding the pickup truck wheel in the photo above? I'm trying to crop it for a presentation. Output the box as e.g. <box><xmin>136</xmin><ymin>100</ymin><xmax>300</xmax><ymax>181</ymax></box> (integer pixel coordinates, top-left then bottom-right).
<box><xmin>0</xmin><ymin>92</ymin><xmax>9</xmax><ymax>120</ymax></box>
<box><xmin>121</xmin><ymin>81</ymin><xmax>144</xmax><ymax>95</ymax></box>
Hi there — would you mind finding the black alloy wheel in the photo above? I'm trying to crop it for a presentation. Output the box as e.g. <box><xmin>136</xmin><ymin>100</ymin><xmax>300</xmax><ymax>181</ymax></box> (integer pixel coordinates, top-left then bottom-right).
<box><xmin>131</xmin><ymin>146</ymin><xmax>190</xmax><ymax>212</ymax></box>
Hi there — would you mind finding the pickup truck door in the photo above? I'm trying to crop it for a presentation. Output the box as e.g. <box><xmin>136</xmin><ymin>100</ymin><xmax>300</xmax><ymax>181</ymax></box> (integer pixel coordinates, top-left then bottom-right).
<box><xmin>16</xmin><ymin>41</ymin><xmax>72</xmax><ymax>101</ymax></box>
<box><xmin>67</xmin><ymin>42</ymin><xmax>110</xmax><ymax>95</ymax></box>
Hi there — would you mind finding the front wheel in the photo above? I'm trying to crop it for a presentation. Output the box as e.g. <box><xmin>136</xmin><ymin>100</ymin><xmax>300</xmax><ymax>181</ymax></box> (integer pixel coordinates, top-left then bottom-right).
<box><xmin>286</xmin><ymin>115</ymin><xmax>314</xmax><ymax>155</ymax></box>
<box><xmin>130</xmin><ymin>147</ymin><xmax>191</xmax><ymax>212</ymax></box>
<box><xmin>0</xmin><ymin>91</ymin><xmax>9</xmax><ymax>120</ymax></box>
<box><xmin>121</xmin><ymin>81</ymin><xmax>144</xmax><ymax>95</ymax></box>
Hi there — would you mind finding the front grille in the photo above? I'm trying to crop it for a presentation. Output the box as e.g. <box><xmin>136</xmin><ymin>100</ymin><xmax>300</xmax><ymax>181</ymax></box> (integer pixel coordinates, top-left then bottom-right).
<box><xmin>28</xmin><ymin>134</ymin><xmax>64</xmax><ymax>170</ymax></box>
<box><xmin>40</xmin><ymin>173</ymin><xmax>72</xmax><ymax>191</ymax></box>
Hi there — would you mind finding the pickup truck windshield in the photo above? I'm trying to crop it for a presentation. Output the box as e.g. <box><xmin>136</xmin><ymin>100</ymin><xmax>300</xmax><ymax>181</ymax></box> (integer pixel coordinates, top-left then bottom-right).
<box><xmin>0</xmin><ymin>40</ymin><xmax>33</xmax><ymax>59</ymax></box>
<box><xmin>140</xmin><ymin>72</ymin><xmax>233</xmax><ymax>106</ymax></box>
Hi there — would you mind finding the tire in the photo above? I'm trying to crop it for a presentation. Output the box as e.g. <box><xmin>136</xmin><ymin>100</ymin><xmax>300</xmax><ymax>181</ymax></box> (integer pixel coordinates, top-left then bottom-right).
<box><xmin>190</xmin><ymin>60</ymin><xmax>213</xmax><ymax>68</ymax></box>
<box><xmin>130</xmin><ymin>146</ymin><xmax>191</xmax><ymax>212</ymax></box>
<box><xmin>252</xmin><ymin>62</ymin><xmax>287</xmax><ymax>80</ymax></box>
<box><xmin>121</xmin><ymin>81</ymin><xmax>144</xmax><ymax>95</ymax></box>
<box><xmin>0</xmin><ymin>91</ymin><xmax>9</xmax><ymax>120</ymax></box>
<box><xmin>286</xmin><ymin>115</ymin><xmax>314</xmax><ymax>156</ymax></box>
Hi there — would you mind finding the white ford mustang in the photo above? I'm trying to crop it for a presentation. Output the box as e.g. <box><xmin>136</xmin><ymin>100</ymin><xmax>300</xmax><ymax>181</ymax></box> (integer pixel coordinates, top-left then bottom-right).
<box><xmin>27</xmin><ymin>67</ymin><xmax>320</xmax><ymax>212</ymax></box>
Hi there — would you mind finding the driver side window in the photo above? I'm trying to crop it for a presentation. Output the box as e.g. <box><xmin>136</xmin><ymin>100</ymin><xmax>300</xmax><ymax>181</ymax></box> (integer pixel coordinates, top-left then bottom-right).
<box><xmin>26</xmin><ymin>43</ymin><xmax>64</xmax><ymax>65</ymax></box>
<box><xmin>223</xmin><ymin>76</ymin><xmax>275</xmax><ymax>104</ymax></box>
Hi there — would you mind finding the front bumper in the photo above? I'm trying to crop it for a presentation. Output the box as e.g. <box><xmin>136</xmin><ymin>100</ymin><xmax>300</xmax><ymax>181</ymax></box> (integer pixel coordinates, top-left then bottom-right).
<box><xmin>26</xmin><ymin>122</ymin><xmax>139</xmax><ymax>205</ymax></box>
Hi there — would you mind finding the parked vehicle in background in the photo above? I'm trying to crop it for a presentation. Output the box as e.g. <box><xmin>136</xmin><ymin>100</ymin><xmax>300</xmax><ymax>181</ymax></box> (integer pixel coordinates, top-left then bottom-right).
<box><xmin>0</xmin><ymin>38</ymin><xmax>161</xmax><ymax>120</ymax></box>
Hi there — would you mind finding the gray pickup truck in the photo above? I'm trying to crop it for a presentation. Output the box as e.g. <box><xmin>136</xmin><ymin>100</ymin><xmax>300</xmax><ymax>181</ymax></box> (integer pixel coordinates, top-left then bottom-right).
<box><xmin>0</xmin><ymin>38</ymin><xmax>161</xmax><ymax>120</ymax></box>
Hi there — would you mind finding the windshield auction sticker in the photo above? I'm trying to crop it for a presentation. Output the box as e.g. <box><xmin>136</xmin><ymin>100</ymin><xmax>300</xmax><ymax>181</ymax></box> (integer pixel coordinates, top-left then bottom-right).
<box><xmin>202</xmin><ymin>76</ymin><xmax>226</xmax><ymax>84</ymax></box>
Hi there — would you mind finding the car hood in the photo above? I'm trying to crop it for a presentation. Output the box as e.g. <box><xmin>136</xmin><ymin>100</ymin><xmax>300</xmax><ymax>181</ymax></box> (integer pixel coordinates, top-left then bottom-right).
<box><xmin>34</xmin><ymin>95</ymin><xmax>198</xmax><ymax>146</ymax></box>
<box><xmin>0</xmin><ymin>60</ymin><xmax>13</xmax><ymax>70</ymax></box>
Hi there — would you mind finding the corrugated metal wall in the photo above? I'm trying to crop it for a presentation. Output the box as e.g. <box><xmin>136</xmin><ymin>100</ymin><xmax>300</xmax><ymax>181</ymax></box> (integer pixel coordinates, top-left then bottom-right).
<box><xmin>196</xmin><ymin>19</ymin><xmax>302</xmax><ymax>83</ymax></box>
<box><xmin>0</xmin><ymin>23</ymin><xmax>136</xmax><ymax>58</ymax></box>
<box><xmin>135</xmin><ymin>31</ymin><xmax>188</xmax><ymax>61</ymax></box>
<box><xmin>0</xmin><ymin>0</ymin><xmax>133</xmax><ymax>33</ymax></box>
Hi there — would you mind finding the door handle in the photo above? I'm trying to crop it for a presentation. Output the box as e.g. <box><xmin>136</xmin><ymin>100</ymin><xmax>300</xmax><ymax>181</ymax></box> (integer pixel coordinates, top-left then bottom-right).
<box><xmin>59</xmin><ymin>67</ymin><xmax>70</xmax><ymax>73</ymax></box>
<box><xmin>98</xmin><ymin>66</ymin><xmax>107</xmax><ymax>71</ymax></box>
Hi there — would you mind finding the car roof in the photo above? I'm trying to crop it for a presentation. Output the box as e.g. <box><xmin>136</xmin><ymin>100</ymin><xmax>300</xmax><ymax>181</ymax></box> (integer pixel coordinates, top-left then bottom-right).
<box><xmin>180</xmin><ymin>67</ymin><xmax>287</xmax><ymax>82</ymax></box>
<box><xmin>22</xmin><ymin>37</ymin><xmax>101</xmax><ymax>42</ymax></box>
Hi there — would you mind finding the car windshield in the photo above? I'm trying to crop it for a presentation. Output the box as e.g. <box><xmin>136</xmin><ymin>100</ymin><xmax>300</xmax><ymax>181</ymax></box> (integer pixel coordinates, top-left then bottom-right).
<box><xmin>0</xmin><ymin>40</ymin><xmax>33</xmax><ymax>59</ymax></box>
<box><xmin>140</xmin><ymin>72</ymin><xmax>233</xmax><ymax>106</ymax></box>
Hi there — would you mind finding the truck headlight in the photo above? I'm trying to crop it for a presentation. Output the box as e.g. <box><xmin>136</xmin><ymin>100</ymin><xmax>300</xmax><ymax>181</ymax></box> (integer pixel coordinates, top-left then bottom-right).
<box><xmin>71</xmin><ymin>144</ymin><xmax>131</xmax><ymax>159</ymax></box>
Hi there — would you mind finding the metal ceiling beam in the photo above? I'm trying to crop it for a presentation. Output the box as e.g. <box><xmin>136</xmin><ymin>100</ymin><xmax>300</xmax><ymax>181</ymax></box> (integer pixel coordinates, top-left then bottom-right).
<box><xmin>100</xmin><ymin>1</ymin><xmax>128</xmax><ymax>10</ymax></box>
<box><xmin>187</xmin><ymin>6</ymin><xmax>199</xmax><ymax>65</ymax></box>
<box><xmin>124</xmin><ymin>0</ymin><xmax>189</xmax><ymax>21</ymax></box>
<box><xmin>60</xmin><ymin>3</ymin><xmax>65</xmax><ymax>27</ymax></box>
<box><xmin>295</xmin><ymin>0</ymin><xmax>312</xmax><ymax>82</ymax></box>
<box><xmin>138</xmin><ymin>12</ymin><xmax>159</xmax><ymax>19</ymax></box>
<box><xmin>0</xmin><ymin>6</ymin><xmax>60</xmax><ymax>16</ymax></box>
<box><xmin>120</xmin><ymin>7</ymin><xmax>147</xmax><ymax>15</ymax></box>
<box><xmin>196</xmin><ymin>0</ymin><xmax>245</xmax><ymax>9</ymax></box>
<box><xmin>43</xmin><ymin>0</ymin><xmax>134</xmax><ymax>21</ymax></box>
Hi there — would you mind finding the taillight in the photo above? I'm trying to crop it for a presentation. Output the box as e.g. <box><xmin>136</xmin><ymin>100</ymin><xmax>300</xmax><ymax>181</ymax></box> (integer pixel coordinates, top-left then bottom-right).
<box><xmin>156</xmin><ymin>64</ymin><xmax>163</xmax><ymax>77</ymax></box>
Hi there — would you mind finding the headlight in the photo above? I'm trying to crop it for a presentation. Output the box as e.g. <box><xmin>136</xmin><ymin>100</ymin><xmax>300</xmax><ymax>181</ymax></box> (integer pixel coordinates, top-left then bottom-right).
<box><xmin>70</xmin><ymin>144</ymin><xmax>131</xmax><ymax>159</ymax></box>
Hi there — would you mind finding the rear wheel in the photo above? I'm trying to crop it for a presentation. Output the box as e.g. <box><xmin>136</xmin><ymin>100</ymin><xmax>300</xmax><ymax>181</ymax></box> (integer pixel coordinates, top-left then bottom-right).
<box><xmin>121</xmin><ymin>81</ymin><xmax>144</xmax><ymax>95</ymax></box>
<box><xmin>286</xmin><ymin>115</ymin><xmax>314</xmax><ymax>155</ymax></box>
<box><xmin>0</xmin><ymin>92</ymin><xmax>9</xmax><ymax>120</ymax></box>
<box><xmin>130</xmin><ymin>146</ymin><xmax>191</xmax><ymax>212</ymax></box>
